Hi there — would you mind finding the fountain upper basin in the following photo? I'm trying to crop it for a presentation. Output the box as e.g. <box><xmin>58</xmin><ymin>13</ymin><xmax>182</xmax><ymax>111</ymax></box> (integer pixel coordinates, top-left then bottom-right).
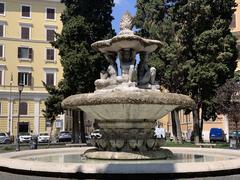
<box><xmin>62</xmin><ymin>90</ymin><xmax>195</xmax><ymax>120</ymax></box>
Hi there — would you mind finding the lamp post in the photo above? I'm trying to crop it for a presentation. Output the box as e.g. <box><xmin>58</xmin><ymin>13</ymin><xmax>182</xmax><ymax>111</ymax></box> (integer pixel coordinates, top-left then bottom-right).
<box><xmin>16</xmin><ymin>83</ymin><xmax>24</xmax><ymax>151</ymax></box>
<box><xmin>8</xmin><ymin>73</ymin><xmax>13</xmax><ymax>135</ymax></box>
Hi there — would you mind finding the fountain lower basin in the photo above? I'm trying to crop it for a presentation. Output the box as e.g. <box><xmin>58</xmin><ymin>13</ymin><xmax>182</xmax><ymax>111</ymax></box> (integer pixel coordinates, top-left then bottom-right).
<box><xmin>0</xmin><ymin>147</ymin><xmax>240</xmax><ymax>179</ymax></box>
<box><xmin>62</xmin><ymin>91</ymin><xmax>194</xmax><ymax>120</ymax></box>
<box><xmin>62</xmin><ymin>90</ymin><xmax>194</xmax><ymax>156</ymax></box>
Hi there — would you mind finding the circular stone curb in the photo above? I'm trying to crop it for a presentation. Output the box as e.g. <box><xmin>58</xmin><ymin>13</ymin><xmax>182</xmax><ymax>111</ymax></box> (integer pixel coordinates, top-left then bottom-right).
<box><xmin>0</xmin><ymin>147</ymin><xmax>240</xmax><ymax>179</ymax></box>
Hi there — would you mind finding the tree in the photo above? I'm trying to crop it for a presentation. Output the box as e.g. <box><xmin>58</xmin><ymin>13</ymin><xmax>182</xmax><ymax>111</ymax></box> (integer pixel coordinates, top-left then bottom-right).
<box><xmin>52</xmin><ymin>0</ymin><xmax>115</xmax><ymax>142</ymax></box>
<box><xmin>215</xmin><ymin>76</ymin><xmax>240</xmax><ymax>140</ymax></box>
<box><xmin>174</xmin><ymin>0</ymin><xmax>238</xmax><ymax>142</ymax></box>
<box><xmin>135</xmin><ymin>0</ymin><xmax>189</xmax><ymax>143</ymax></box>
<box><xmin>42</xmin><ymin>82</ymin><xmax>63</xmax><ymax>146</ymax></box>
<box><xmin>135</xmin><ymin>0</ymin><xmax>238</xmax><ymax>143</ymax></box>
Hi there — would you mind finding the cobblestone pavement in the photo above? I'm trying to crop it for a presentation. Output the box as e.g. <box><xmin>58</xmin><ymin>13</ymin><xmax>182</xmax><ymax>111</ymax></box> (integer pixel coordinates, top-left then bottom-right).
<box><xmin>0</xmin><ymin>171</ymin><xmax>240</xmax><ymax>180</ymax></box>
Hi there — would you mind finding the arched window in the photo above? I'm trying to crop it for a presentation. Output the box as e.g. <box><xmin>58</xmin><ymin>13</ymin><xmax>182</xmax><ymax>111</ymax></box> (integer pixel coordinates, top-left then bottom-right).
<box><xmin>19</xmin><ymin>102</ymin><xmax>27</xmax><ymax>115</ymax></box>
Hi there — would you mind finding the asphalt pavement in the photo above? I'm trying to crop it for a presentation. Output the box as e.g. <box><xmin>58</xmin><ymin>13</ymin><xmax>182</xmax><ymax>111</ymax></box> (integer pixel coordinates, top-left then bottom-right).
<box><xmin>0</xmin><ymin>171</ymin><xmax>240</xmax><ymax>180</ymax></box>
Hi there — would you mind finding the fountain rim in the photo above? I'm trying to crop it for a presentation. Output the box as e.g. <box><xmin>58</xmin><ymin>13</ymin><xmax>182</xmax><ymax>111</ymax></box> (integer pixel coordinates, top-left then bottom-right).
<box><xmin>0</xmin><ymin>147</ymin><xmax>240</xmax><ymax>178</ymax></box>
<box><xmin>61</xmin><ymin>91</ymin><xmax>195</xmax><ymax>109</ymax></box>
<box><xmin>91</xmin><ymin>33</ymin><xmax>163</xmax><ymax>53</ymax></box>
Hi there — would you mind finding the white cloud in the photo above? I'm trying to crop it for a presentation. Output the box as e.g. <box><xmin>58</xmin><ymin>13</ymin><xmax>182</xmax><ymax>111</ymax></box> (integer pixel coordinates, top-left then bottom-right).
<box><xmin>114</xmin><ymin>0</ymin><xmax>124</xmax><ymax>5</ymax></box>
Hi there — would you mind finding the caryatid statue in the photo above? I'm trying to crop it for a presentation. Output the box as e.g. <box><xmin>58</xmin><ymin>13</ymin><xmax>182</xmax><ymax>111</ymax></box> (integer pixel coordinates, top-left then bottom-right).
<box><xmin>138</xmin><ymin>52</ymin><xmax>157</xmax><ymax>88</ymax></box>
<box><xmin>94</xmin><ymin>52</ymin><xmax>118</xmax><ymax>89</ymax></box>
<box><xmin>92</xmin><ymin>11</ymin><xmax>162</xmax><ymax>91</ymax></box>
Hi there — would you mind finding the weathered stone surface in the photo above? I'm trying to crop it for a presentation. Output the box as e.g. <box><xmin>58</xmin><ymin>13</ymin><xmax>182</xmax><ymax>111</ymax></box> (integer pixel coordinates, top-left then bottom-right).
<box><xmin>84</xmin><ymin>148</ymin><xmax>173</xmax><ymax>160</ymax></box>
<box><xmin>62</xmin><ymin>90</ymin><xmax>195</xmax><ymax>108</ymax></box>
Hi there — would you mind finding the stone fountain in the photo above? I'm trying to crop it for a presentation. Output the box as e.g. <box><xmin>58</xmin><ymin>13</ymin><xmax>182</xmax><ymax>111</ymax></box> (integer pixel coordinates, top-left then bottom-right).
<box><xmin>1</xmin><ymin>13</ymin><xmax>240</xmax><ymax>179</ymax></box>
<box><xmin>62</xmin><ymin>12</ymin><xmax>195</xmax><ymax>160</ymax></box>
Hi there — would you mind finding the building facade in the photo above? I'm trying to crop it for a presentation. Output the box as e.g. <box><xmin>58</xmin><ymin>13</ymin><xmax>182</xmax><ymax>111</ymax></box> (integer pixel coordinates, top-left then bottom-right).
<box><xmin>0</xmin><ymin>0</ymin><xmax>64</xmax><ymax>136</ymax></box>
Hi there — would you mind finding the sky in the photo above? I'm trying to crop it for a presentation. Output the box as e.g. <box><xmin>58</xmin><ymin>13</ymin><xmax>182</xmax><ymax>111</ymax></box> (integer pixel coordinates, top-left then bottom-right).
<box><xmin>111</xmin><ymin>0</ymin><xmax>138</xmax><ymax>74</ymax></box>
<box><xmin>112</xmin><ymin>0</ymin><xmax>137</xmax><ymax>33</ymax></box>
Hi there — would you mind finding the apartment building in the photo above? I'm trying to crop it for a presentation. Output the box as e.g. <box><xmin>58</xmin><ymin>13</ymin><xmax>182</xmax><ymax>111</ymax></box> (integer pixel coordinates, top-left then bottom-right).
<box><xmin>0</xmin><ymin>0</ymin><xmax>64</xmax><ymax>136</ymax></box>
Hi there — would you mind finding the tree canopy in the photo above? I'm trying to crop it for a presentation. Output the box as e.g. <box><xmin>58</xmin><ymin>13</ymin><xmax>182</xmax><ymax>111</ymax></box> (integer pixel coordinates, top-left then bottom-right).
<box><xmin>135</xmin><ymin>0</ymin><xmax>238</xmax><ymax>141</ymax></box>
<box><xmin>53</xmin><ymin>0</ymin><xmax>115</xmax><ymax>97</ymax></box>
<box><xmin>135</xmin><ymin>0</ymin><xmax>238</xmax><ymax>117</ymax></box>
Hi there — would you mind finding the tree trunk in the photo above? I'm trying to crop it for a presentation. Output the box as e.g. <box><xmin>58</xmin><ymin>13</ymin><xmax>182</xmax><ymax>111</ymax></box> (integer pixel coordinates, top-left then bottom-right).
<box><xmin>171</xmin><ymin>111</ymin><xmax>177</xmax><ymax>142</ymax></box>
<box><xmin>174</xmin><ymin>110</ymin><xmax>183</xmax><ymax>144</ymax></box>
<box><xmin>80</xmin><ymin>110</ymin><xmax>86</xmax><ymax>143</ymax></box>
<box><xmin>48</xmin><ymin>120</ymin><xmax>54</xmax><ymax>148</ymax></box>
<box><xmin>235</xmin><ymin>120</ymin><xmax>238</xmax><ymax>148</ymax></box>
<box><xmin>193</xmin><ymin>108</ymin><xmax>200</xmax><ymax>143</ymax></box>
<box><xmin>72</xmin><ymin>110</ymin><xmax>80</xmax><ymax>143</ymax></box>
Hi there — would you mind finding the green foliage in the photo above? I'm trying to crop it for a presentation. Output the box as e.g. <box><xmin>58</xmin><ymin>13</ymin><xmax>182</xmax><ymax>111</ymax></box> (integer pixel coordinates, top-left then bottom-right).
<box><xmin>135</xmin><ymin>0</ymin><xmax>238</xmax><ymax>121</ymax></box>
<box><xmin>53</xmin><ymin>0</ymin><xmax>115</xmax><ymax>96</ymax></box>
<box><xmin>42</xmin><ymin>82</ymin><xmax>64</xmax><ymax>123</ymax></box>
<box><xmin>215</xmin><ymin>78</ymin><xmax>240</xmax><ymax>125</ymax></box>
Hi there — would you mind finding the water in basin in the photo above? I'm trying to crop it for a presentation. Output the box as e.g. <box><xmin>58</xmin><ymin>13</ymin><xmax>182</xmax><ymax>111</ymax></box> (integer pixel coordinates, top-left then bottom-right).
<box><xmin>20</xmin><ymin>152</ymin><xmax>235</xmax><ymax>164</ymax></box>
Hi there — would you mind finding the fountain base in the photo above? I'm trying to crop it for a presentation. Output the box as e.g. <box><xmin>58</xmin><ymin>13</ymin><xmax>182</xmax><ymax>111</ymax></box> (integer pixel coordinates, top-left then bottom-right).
<box><xmin>84</xmin><ymin>148</ymin><xmax>173</xmax><ymax>160</ymax></box>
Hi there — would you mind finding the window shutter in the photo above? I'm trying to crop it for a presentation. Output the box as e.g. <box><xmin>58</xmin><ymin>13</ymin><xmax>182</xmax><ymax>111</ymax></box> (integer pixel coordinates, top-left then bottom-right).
<box><xmin>18</xmin><ymin>47</ymin><xmax>22</xmax><ymax>58</ymax></box>
<box><xmin>18</xmin><ymin>72</ymin><xmax>21</xmax><ymax>85</ymax></box>
<box><xmin>0</xmin><ymin>45</ymin><xmax>3</xmax><ymax>57</ymax></box>
<box><xmin>0</xmin><ymin>71</ymin><xmax>2</xmax><ymax>85</ymax></box>
<box><xmin>29</xmin><ymin>48</ymin><xmax>33</xmax><ymax>59</ymax></box>
<box><xmin>28</xmin><ymin>73</ymin><xmax>32</xmax><ymax>86</ymax></box>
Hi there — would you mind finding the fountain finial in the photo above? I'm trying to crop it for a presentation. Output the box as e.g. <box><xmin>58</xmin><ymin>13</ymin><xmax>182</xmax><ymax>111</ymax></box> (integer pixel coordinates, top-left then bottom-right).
<box><xmin>119</xmin><ymin>12</ymin><xmax>134</xmax><ymax>35</ymax></box>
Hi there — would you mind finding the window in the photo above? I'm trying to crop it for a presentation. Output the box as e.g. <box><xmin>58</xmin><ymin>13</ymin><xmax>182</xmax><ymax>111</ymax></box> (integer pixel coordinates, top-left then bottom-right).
<box><xmin>46</xmin><ymin>73</ymin><xmax>54</xmax><ymax>86</ymax></box>
<box><xmin>46</xmin><ymin>8</ymin><xmax>55</xmax><ymax>20</ymax></box>
<box><xmin>19</xmin><ymin>102</ymin><xmax>28</xmax><ymax>115</ymax></box>
<box><xmin>0</xmin><ymin>45</ymin><xmax>3</xmax><ymax>58</ymax></box>
<box><xmin>46</xmin><ymin>29</ymin><xmax>55</xmax><ymax>41</ymax></box>
<box><xmin>230</xmin><ymin>14</ymin><xmax>236</xmax><ymax>29</ymax></box>
<box><xmin>237</xmin><ymin>44</ymin><xmax>240</xmax><ymax>58</ymax></box>
<box><xmin>18</xmin><ymin>72</ymin><xmax>32</xmax><ymax>86</ymax></box>
<box><xmin>0</xmin><ymin>23</ymin><xmax>4</xmax><ymax>37</ymax></box>
<box><xmin>0</xmin><ymin>2</ymin><xmax>5</xmax><ymax>16</ymax></box>
<box><xmin>18</xmin><ymin>47</ymin><xmax>33</xmax><ymax>59</ymax></box>
<box><xmin>0</xmin><ymin>102</ymin><xmax>1</xmax><ymax>115</ymax></box>
<box><xmin>0</xmin><ymin>70</ymin><xmax>2</xmax><ymax>85</ymax></box>
<box><xmin>21</xmin><ymin>5</ymin><xmax>31</xmax><ymax>18</ymax></box>
<box><xmin>46</xmin><ymin>48</ymin><xmax>55</xmax><ymax>61</ymax></box>
<box><xmin>21</xmin><ymin>26</ymin><xmax>30</xmax><ymax>39</ymax></box>
<box><xmin>0</xmin><ymin>65</ymin><xmax>5</xmax><ymax>85</ymax></box>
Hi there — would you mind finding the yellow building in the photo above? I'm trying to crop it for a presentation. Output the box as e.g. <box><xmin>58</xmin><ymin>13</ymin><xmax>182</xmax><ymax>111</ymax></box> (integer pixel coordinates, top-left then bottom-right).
<box><xmin>0</xmin><ymin>0</ymin><xmax>64</xmax><ymax>136</ymax></box>
<box><xmin>231</xmin><ymin>0</ymin><xmax>240</xmax><ymax>71</ymax></box>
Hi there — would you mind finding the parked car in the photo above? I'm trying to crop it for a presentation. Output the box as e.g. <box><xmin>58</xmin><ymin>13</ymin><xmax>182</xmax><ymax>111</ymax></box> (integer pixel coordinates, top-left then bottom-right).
<box><xmin>90</xmin><ymin>129</ymin><xmax>102</xmax><ymax>139</ymax></box>
<box><xmin>38</xmin><ymin>133</ymin><xmax>50</xmax><ymax>143</ymax></box>
<box><xmin>56</xmin><ymin>131</ymin><xmax>72</xmax><ymax>142</ymax></box>
<box><xmin>0</xmin><ymin>132</ymin><xmax>11</xmax><ymax>144</ymax></box>
<box><xmin>209</xmin><ymin>128</ymin><xmax>225</xmax><ymax>142</ymax></box>
<box><xmin>19</xmin><ymin>132</ymin><xmax>32</xmax><ymax>143</ymax></box>
<box><xmin>229</xmin><ymin>131</ymin><xmax>240</xmax><ymax>140</ymax></box>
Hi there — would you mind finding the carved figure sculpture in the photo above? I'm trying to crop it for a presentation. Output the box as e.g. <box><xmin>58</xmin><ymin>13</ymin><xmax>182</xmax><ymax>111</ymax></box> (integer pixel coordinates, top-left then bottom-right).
<box><xmin>119</xmin><ymin>49</ymin><xmax>137</xmax><ymax>83</ymax></box>
<box><xmin>138</xmin><ymin>52</ymin><xmax>156</xmax><ymax>87</ymax></box>
<box><xmin>94</xmin><ymin>52</ymin><xmax>118</xmax><ymax>89</ymax></box>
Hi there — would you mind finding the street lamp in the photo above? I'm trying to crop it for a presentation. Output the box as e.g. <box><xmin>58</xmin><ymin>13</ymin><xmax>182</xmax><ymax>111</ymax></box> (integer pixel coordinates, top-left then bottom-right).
<box><xmin>16</xmin><ymin>83</ymin><xmax>24</xmax><ymax>151</ymax></box>
<box><xmin>8</xmin><ymin>73</ymin><xmax>13</xmax><ymax>135</ymax></box>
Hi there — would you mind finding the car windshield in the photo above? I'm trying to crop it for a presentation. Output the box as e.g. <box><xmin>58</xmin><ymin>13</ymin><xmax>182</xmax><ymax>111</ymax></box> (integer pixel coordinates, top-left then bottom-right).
<box><xmin>40</xmin><ymin>133</ymin><xmax>48</xmax><ymax>136</ymax></box>
<box><xmin>20</xmin><ymin>133</ymin><xmax>30</xmax><ymax>136</ymax></box>
<box><xmin>0</xmin><ymin>133</ymin><xmax>6</xmax><ymax>136</ymax></box>
<box><xmin>232</xmin><ymin>131</ymin><xmax>240</xmax><ymax>135</ymax></box>
<box><xmin>60</xmin><ymin>131</ymin><xmax>70</xmax><ymax>135</ymax></box>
